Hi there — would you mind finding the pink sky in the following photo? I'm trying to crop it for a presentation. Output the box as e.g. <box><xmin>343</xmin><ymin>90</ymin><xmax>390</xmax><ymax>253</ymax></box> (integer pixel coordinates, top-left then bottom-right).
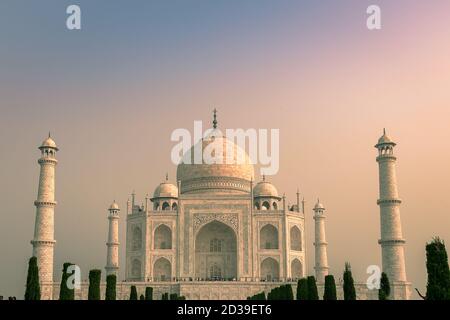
<box><xmin>1</xmin><ymin>1</ymin><xmax>450</xmax><ymax>298</ymax></box>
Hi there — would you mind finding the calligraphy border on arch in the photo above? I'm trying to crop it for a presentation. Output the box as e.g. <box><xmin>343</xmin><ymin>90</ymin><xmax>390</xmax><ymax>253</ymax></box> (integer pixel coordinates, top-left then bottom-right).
<box><xmin>193</xmin><ymin>213</ymin><xmax>239</xmax><ymax>234</ymax></box>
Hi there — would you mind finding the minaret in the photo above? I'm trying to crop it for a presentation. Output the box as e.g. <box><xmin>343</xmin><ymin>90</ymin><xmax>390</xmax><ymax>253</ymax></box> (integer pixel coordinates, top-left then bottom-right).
<box><xmin>375</xmin><ymin>130</ymin><xmax>408</xmax><ymax>288</ymax></box>
<box><xmin>105</xmin><ymin>201</ymin><xmax>120</xmax><ymax>277</ymax></box>
<box><xmin>31</xmin><ymin>133</ymin><xmax>58</xmax><ymax>284</ymax></box>
<box><xmin>313</xmin><ymin>199</ymin><xmax>329</xmax><ymax>283</ymax></box>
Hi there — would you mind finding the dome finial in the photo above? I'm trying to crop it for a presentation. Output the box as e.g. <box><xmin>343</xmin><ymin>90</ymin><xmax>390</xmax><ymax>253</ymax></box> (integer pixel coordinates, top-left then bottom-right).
<box><xmin>48</xmin><ymin>131</ymin><xmax>51</xmax><ymax>138</ymax></box>
<box><xmin>262</xmin><ymin>174</ymin><xmax>266</xmax><ymax>182</ymax></box>
<box><xmin>165</xmin><ymin>173</ymin><xmax>169</xmax><ymax>181</ymax></box>
<box><xmin>383</xmin><ymin>128</ymin><xmax>386</xmax><ymax>135</ymax></box>
<box><xmin>213</xmin><ymin>108</ymin><xmax>218</xmax><ymax>129</ymax></box>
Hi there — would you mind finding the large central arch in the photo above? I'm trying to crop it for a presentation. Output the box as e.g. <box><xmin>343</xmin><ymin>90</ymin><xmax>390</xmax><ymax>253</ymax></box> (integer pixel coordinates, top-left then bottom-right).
<box><xmin>195</xmin><ymin>220</ymin><xmax>237</xmax><ymax>280</ymax></box>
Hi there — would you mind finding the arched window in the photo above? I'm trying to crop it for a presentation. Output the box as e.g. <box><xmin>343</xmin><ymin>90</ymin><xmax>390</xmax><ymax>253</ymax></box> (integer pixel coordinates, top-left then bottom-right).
<box><xmin>291</xmin><ymin>259</ymin><xmax>303</xmax><ymax>279</ymax></box>
<box><xmin>132</xmin><ymin>226</ymin><xmax>142</xmax><ymax>251</ymax></box>
<box><xmin>262</xmin><ymin>201</ymin><xmax>270</xmax><ymax>210</ymax></box>
<box><xmin>209</xmin><ymin>263</ymin><xmax>222</xmax><ymax>280</ymax></box>
<box><xmin>255</xmin><ymin>202</ymin><xmax>260</xmax><ymax>210</ymax></box>
<box><xmin>162</xmin><ymin>202</ymin><xmax>170</xmax><ymax>210</ymax></box>
<box><xmin>195</xmin><ymin>221</ymin><xmax>237</xmax><ymax>279</ymax></box>
<box><xmin>209</xmin><ymin>238</ymin><xmax>223</xmax><ymax>252</ymax></box>
<box><xmin>260</xmin><ymin>224</ymin><xmax>278</xmax><ymax>249</ymax></box>
<box><xmin>153</xmin><ymin>257</ymin><xmax>171</xmax><ymax>281</ymax></box>
<box><xmin>260</xmin><ymin>257</ymin><xmax>279</xmax><ymax>281</ymax></box>
<box><xmin>273</xmin><ymin>202</ymin><xmax>278</xmax><ymax>210</ymax></box>
<box><xmin>172</xmin><ymin>202</ymin><xmax>178</xmax><ymax>210</ymax></box>
<box><xmin>154</xmin><ymin>224</ymin><xmax>172</xmax><ymax>249</ymax></box>
<box><xmin>154</xmin><ymin>203</ymin><xmax>159</xmax><ymax>210</ymax></box>
<box><xmin>290</xmin><ymin>226</ymin><xmax>302</xmax><ymax>251</ymax></box>
<box><xmin>131</xmin><ymin>259</ymin><xmax>141</xmax><ymax>278</ymax></box>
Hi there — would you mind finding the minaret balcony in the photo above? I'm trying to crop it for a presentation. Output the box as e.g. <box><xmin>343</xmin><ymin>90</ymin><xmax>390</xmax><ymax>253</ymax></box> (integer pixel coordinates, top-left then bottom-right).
<box><xmin>377</xmin><ymin>198</ymin><xmax>402</xmax><ymax>205</ymax></box>
<box><xmin>34</xmin><ymin>200</ymin><xmax>57</xmax><ymax>207</ymax></box>
<box><xmin>38</xmin><ymin>158</ymin><xmax>58</xmax><ymax>165</ymax></box>
<box><xmin>376</xmin><ymin>154</ymin><xmax>397</xmax><ymax>162</ymax></box>
<box><xmin>378</xmin><ymin>239</ymin><xmax>406</xmax><ymax>245</ymax></box>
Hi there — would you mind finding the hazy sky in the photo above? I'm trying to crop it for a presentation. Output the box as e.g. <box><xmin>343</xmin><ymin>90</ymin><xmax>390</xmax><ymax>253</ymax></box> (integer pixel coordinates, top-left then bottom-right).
<box><xmin>1</xmin><ymin>0</ymin><xmax>450</xmax><ymax>298</ymax></box>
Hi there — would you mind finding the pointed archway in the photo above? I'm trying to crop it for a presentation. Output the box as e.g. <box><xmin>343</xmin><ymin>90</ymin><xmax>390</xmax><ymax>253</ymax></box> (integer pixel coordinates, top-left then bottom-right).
<box><xmin>194</xmin><ymin>220</ymin><xmax>237</xmax><ymax>280</ymax></box>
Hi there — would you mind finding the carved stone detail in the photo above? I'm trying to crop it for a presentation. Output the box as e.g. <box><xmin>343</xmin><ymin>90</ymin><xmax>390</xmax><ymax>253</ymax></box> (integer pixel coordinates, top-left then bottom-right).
<box><xmin>193</xmin><ymin>213</ymin><xmax>238</xmax><ymax>233</ymax></box>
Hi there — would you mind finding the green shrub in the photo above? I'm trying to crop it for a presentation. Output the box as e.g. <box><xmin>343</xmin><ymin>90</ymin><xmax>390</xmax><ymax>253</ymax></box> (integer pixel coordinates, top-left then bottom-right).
<box><xmin>323</xmin><ymin>275</ymin><xmax>337</xmax><ymax>300</ymax></box>
<box><xmin>129</xmin><ymin>286</ymin><xmax>138</xmax><ymax>300</ymax></box>
<box><xmin>343</xmin><ymin>263</ymin><xmax>356</xmax><ymax>300</ymax></box>
<box><xmin>87</xmin><ymin>269</ymin><xmax>101</xmax><ymax>300</ymax></box>
<box><xmin>25</xmin><ymin>257</ymin><xmax>40</xmax><ymax>300</ymax></box>
<box><xmin>296</xmin><ymin>278</ymin><xmax>308</xmax><ymax>300</ymax></box>
<box><xmin>105</xmin><ymin>274</ymin><xmax>117</xmax><ymax>300</ymax></box>
<box><xmin>145</xmin><ymin>287</ymin><xmax>153</xmax><ymax>300</ymax></box>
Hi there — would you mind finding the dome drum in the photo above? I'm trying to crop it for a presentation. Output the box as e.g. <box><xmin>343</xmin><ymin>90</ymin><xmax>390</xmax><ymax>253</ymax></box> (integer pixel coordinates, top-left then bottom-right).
<box><xmin>180</xmin><ymin>176</ymin><xmax>251</xmax><ymax>194</ymax></box>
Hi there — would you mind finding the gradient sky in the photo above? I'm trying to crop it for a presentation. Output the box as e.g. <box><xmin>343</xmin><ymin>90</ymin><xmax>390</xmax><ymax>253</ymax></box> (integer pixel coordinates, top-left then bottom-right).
<box><xmin>1</xmin><ymin>0</ymin><xmax>450</xmax><ymax>299</ymax></box>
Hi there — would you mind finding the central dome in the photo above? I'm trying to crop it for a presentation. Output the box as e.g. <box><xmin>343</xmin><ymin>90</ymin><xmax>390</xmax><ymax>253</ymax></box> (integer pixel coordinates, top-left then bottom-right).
<box><xmin>176</xmin><ymin>132</ymin><xmax>254</xmax><ymax>194</ymax></box>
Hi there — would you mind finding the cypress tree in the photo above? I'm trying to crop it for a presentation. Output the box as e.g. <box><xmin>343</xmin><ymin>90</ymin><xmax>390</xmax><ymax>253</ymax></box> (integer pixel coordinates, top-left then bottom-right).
<box><xmin>59</xmin><ymin>262</ymin><xmax>75</xmax><ymax>300</ymax></box>
<box><xmin>277</xmin><ymin>285</ymin><xmax>286</xmax><ymax>300</ymax></box>
<box><xmin>140</xmin><ymin>294</ymin><xmax>145</xmax><ymax>300</ymax></box>
<box><xmin>170</xmin><ymin>293</ymin><xmax>178</xmax><ymax>300</ymax></box>
<box><xmin>378</xmin><ymin>272</ymin><xmax>390</xmax><ymax>300</ymax></box>
<box><xmin>24</xmin><ymin>256</ymin><xmax>41</xmax><ymax>300</ymax></box>
<box><xmin>425</xmin><ymin>237</ymin><xmax>450</xmax><ymax>300</ymax></box>
<box><xmin>87</xmin><ymin>269</ymin><xmax>101</xmax><ymax>300</ymax></box>
<box><xmin>296</xmin><ymin>278</ymin><xmax>308</xmax><ymax>300</ymax></box>
<box><xmin>277</xmin><ymin>286</ymin><xmax>283</xmax><ymax>300</ymax></box>
<box><xmin>129</xmin><ymin>285</ymin><xmax>138</xmax><ymax>300</ymax></box>
<box><xmin>283</xmin><ymin>284</ymin><xmax>292</xmax><ymax>300</ymax></box>
<box><xmin>343</xmin><ymin>262</ymin><xmax>356</xmax><ymax>300</ymax></box>
<box><xmin>268</xmin><ymin>289</ymin><xmax>272</xmax><ymax>300</ymax></box>
<box><xmin>251</xmin><ymin>292</ymin><xmax>266</xmax><ymax>300</ymax></box>
<box><xmin>323</xmin><ymin>275</ymin><xmax>337</xmax><ymax>300</ymax></box>
<box><xmin>307</xmin><ymin>276</ymin><xmax>319</xmax><ymax>300</ymax></box>
<box><xmin>267</xmin><ymin>287</ymin><xmax>278</xmax><ymax>300</ymax></box>
<box><xmin>161</xmin><ymin>292</ymin><xmax>169</xmax><ymax>300</ymax></box>
<box><xmin>285</xmin><ymin>284</ymin><xmax>294</xmax><ymax>300</ymax></box>
<box><xmin>145</xmin><ymin>287</ymin><xmax>153</xmax><ymax>300</ymax></box>
<box><xmin>274</xmin><ymin>286</ymin><xmax>283</xmax><ymax>300</ymax></box>
<box><xmin>105</xmin><ymin>274</ymin><xmax>117</xmax><ymax>300</ymax></box>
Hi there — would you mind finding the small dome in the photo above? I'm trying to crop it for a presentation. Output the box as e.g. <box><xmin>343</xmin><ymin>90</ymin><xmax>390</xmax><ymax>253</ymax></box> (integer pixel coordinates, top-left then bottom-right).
<box><xmin>40</xmin><ymin>135</ymin><xmax>58</xmax><ymax>150</ymax></box>
<box><xmin>314</xmin><ymin>201</ymin><xmax>324</xmax><ymax>210</ymax></box>
<box><xmin>376</xmin><ymin>129</ymin><xmax>395</xmax><ymax>147</ymax></box>
<box><xmin>378</xmin><ymin>134</ymin><xmax>393</xmax><ymax>144</ymax></box>
<box><xmin>109</xmin><ymin>201</ymin><xmax>119</xmax><ymax>210</ymax></box>
<box><xmin>253</xmin><ymin>180</ymin><xmax>279</xmax><ymax>198</ymax></box>
<box><xmin>153</xmin><ymin>181</ymin><xmax>178</xmax><ymax>198</ymax></box>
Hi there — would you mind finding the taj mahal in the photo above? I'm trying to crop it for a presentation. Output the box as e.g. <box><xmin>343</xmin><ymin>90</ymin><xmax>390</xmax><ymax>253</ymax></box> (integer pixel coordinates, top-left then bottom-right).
<box><xmin>30</xmin><ymin>112</ymin><xmax>412</xmax><ymax>300</ymax></box>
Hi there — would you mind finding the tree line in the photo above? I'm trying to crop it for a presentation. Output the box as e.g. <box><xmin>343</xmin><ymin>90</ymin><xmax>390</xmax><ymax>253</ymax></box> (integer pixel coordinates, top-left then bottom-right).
<box><xmin>24</xmin><ymin>238</ymin><xmax>450</xmax><ymax>300</ymax></box>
